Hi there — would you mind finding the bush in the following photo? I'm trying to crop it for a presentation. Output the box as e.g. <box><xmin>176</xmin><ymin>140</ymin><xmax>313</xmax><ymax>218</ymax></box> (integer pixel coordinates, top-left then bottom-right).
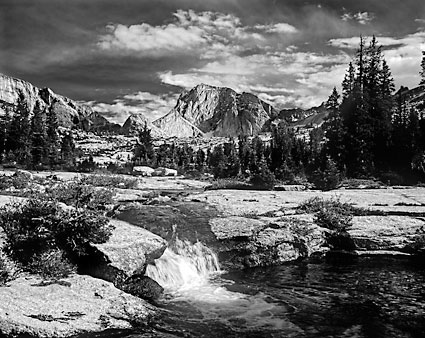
<box><xmin>81</xmin><ymin>174</ymin><xmax>139</xmax><ymax>189</ymax></box>
<box><xmin>0</xmin><ymin>198</ymin><xmax>113</xmax><ymax>276</ymax></box>
<box><xmin>46</xmin><ymin>180</ymin><xmax>114</xmax><ymax>210</ymax></box>
<box><xmin>315</xmin><ymin>208</ymin><xmax>352</xmax><ymax>232</ymax></box>
<box><xmin>297</xmin><ymin>196</ymin><xmax>368</xmax><ymax>216</ymax></box>
<box><xmin>28</xmin><ymin>249</ymin><xmax>76</xmax><ymax>279</ymax></box>
<box><xmin>206</xmin><ymin>178</ymin><xmax>252</xmax><ymax>190</ymax></box>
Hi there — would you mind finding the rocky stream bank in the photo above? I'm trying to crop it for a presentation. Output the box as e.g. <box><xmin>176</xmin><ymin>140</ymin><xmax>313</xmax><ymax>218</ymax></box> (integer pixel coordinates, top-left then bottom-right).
<box><xmin>1</xmin><ymin>173</ymin><xmax>425</xmax><ymax>337</ymax></box>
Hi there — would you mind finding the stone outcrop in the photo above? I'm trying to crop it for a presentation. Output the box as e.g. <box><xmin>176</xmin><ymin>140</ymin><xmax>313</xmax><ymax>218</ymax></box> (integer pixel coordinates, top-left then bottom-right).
<box><xmin>88</xmin><ymin>220</ymin><xmax>167</xmax><ymax>287</ymax></box>
<box><xmin>0</xmin><ymin>275</ymin><xmax>155</xmax><ymax>338</ymax></box>
<box><xmin>153</xmin><ymin>84</ymin><xmax>275</xmax><ymax>137</ymax></box>
<box><xmin>152</xmin><ymin>109</ymin><xmax>204</xmax><ymax>138</ymax></box>
<box><xmin>121</xmin><ymin>113</ymin><xmax>165</xmax><ymax>138</ymax></box>
<box><xmin>0</xmin><ymin>74</ymin><xmax>118</xmax><ymax>132</ymax></box>
<box><xmin>210</xmin><ymin>216</ymin><xmax>327</xmax><ymax>268</ymax></box>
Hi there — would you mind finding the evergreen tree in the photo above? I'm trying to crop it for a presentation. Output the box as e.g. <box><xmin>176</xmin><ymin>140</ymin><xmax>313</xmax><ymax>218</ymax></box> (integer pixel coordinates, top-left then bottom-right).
<box><xmin>420</xmin><ymin>51</ymin><xmax>425</xmax><ymax>86</ymax></box>
<box><xmin>61</xmin><ymin>132</ymin><xmax>76</xmax><ymax>167</ymax></box>
<box><xmin>0</xmin><ymin>103</ymin><xmax>12</xmax><ymax>161</ymax></box>
<box><xmin>342</xmin><ymin>62</ymin><xmax>355</xmax><ymax>99</ymax></box>
<box><xmin>134</xmin><ymin>122</ymin><xmax>156</xmax><ymax>165</ymax></box>
<box><xmin>30</xmin><ymin>102</ymin><xmax>48</xmax><ymax>167</ymax></box>
<box><xmin>46</xmin><ymin>102</ymin><xmax>60</xmax><ymax>167</ymax></box>
<box><xmin>6</xmin><ymin>92</ymin><xmax>31</xmax><ymax>164</ymax></box>
<box><xmin>323</xmin><ymin>87</ymin><xmax>345</xmax><ymax>168</ymax></box>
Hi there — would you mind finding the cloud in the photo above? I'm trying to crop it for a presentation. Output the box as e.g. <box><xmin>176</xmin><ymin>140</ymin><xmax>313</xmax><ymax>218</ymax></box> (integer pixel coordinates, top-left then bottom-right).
<box><xmin>255</xmin><ymin>23</ymin><xmax>298</xmax><ymax>34</ymax></box>
<box><xmin>341</xmin><ymin>11</ymin><xmax>375</xmax><ymax>25</ymax></box>
<box><xmin>329</xmin><ymin>32</ymin><xmax>425</xmax><ymax>88</ymax></box>
<box><xmin>98</xmin><ymin>9</ymin><xmax>297</xmax><ymax>58</ymax></box>
<box><xmin>87</xmin><ymin>92</ymin><xmax>179</xmax><ymax>124</ymax></box>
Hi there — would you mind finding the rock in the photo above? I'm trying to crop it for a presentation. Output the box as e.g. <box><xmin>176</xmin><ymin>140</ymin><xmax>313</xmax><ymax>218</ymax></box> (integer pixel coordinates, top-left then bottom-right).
<box><xmin>13</xmin><ymin>169</ymin><xmax>33</xmax><ymax>180</ymax></box>
<box><xmin>0</xmin><ymin>275</ymin><xmax>154</xmax><ymax>338</ymax></box>
<box><xmin>152</xmin><ymin>110</ymin><xmax>204</xmax><ymax>138</ymax></box>
<box><xmin>153</xmin><ymin>167</ymin><xmax>178</xmax><ymax>177</ymax></box>
<box><xmin>133</xmin><ymin>166</ymin><xmax>155</xmax><ymax>176</ymax></box>
<box><xmin>0</xmin><ymin>74</ymin><xmax>117</xmax><ymax>132</ymax></box>
<box><xmin>121</xmin><ymin>113</ymin><xmax>165</xmax><ymax>137</ymax></box>
<box><xmin>210</xmin><ymin>216</ymin><xmax>265</xmax><ymax>240</ymax></box>
<box><xmin>152</xmin><ymin>84</ymin><xmax>276</xmax><ymax>138</ymax></box>
<box><xmin>349</xmin><ymin>216</ymin><xmax>425</xmax><ymax>252</ymax></box>
<box><xmin>88</xmin><ymin>220</ymin><xmax>167</xmax><ymax>285</ymax></box>
<box><xmin>121</xmin><ymin>275</ymin><xmax>164</xmax><ymax>301</ymax></box>
<box><xmin>211</xmin><ymin>216</ymin><xmax>328</xmax><ymax>268</ymax></box>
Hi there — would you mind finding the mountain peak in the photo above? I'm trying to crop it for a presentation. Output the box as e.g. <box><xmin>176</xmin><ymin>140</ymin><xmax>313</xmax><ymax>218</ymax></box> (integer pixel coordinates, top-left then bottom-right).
<box><xmin>154</xmin><ymin>84</ymin><xmax>276</xmax><ymax>137</ymax></box>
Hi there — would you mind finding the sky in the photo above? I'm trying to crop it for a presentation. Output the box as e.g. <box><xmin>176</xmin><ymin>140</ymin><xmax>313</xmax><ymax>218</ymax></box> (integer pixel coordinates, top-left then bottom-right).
<box><xmin>1</xmin><ymin>0</ymin><xmax>425</xmax><ymax>125</ymax></box>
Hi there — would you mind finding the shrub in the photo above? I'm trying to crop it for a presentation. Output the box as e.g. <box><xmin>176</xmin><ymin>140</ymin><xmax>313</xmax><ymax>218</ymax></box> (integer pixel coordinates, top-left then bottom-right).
<box><xmin>206</xmin><ymin>178</ymin><xmax>252</xmax><ymax>190</ymax></box>
<box><xmin>315</xmin><ymin>208</ymin><xmax>352</xmax><ymax>232</ymax></box>
<box><xmin>81</xmin><ymin>174</ymin><xmax>139</xmax><ymax>189</ymax></box>
<box><xmin>297</xmin><ymin>196</ymin><xmax>368</xmax><ymax>216</ymax></box>
<box><xmin>46</xmin><ymin>180</ymin><xmax>114</xmax><ymax>210</ymax></box>
<box><xmin>0</xmin><ymin>198</ymin><xmax>113</xmax><ymax>275</ymax></box>
<box><xmin>28</xmin><ymin>249</ymin><xmax>76</xmax><ymax>279</ymax></box>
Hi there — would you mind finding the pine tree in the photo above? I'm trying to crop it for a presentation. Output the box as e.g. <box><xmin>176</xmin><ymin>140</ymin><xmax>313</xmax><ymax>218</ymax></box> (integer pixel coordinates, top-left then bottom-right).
<box><xmin>134</xmin><ymin>122</ymin><xmax>156</xmax><ymax>165</ymax></box>
<box><xmin>342</xmin><ymin>62</ymin><xmax>356</xmax><ymax>99</ymax></box>
<box><xmin>6</xmin><ymin>92</ymin><xmax>32</xmax><ymax>164</ymax></box>
<box><xmin>61</xmin><ymin>132</ymin><xmax>76</xmax><ymax>166</ymax></box>
<box><xmin>46</xmin><ymin>103</ymin><xmax>60</xmax><ymax>167</ymax></box>
<box><xmin>0</xmin><ymin>103</ymin><xmax>12</xmax><ymax>161</ymax></box>
<box><xmin>323</xmin><ymin>87</ymin><xmax>345</xmax><ymax>168</ymax></box>
<box><xmin>420</xmin><ymin>51</ymin><xmax>425</xmax><ymax>86</ymax></box>
<box><xmin>30</xmin><ymin>102</ymin><xmax>48</xmax><ymax>167</ymax></box>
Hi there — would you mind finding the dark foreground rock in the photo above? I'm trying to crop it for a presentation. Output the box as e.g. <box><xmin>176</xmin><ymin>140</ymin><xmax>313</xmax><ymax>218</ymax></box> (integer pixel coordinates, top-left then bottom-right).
<box><xmin>0</xmin><ymin>275</ymin><xmax>154</xmax><ymax>338</ymax></box>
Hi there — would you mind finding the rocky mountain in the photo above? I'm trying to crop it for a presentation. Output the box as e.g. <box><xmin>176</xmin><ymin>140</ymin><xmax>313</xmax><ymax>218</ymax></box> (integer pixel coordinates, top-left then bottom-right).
<box><xmin>121</xmin><ymin>113</ymin><xmax>166</xmax><ymax>138</ymax></box>
<box><xmin>277</xmin><ymin>103</ymin><xmax>329</xmax><ymax>127</ymax></box>
<box><xmin>153</xmin><ymin>84</ymin><xmax>276</xmax><ymax>137</ymax></box>
<box><xmin>0</xmin><ymin>74</ymin><xmax>118</xmax><ymax>132</ymax></box>
<box><xmin>396</xmin><ymin>85</ymin><xmax>425</xmax><ymax>117</ymax></box>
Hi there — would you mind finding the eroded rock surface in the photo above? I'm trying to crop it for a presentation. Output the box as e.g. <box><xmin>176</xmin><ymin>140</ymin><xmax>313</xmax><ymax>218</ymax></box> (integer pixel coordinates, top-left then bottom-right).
<box><xmin>0</xmin><ymin>275</ymin><xmax>154</xmax><ymax>338</ymax></box>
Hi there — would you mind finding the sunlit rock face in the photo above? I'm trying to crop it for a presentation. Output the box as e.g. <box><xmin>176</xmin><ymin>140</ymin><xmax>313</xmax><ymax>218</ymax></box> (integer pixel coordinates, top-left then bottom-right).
<box><xmin>121</xmin><ymin>113</ymin><xmax>166</xmax><ymax>138</ymax></box>
<box><xmin>0</xmin><ymin>74</ymin><xmax>116</xmax><ymax>131</ymax></box>
<box><xmin>153</xmin><ymin>84</ymin><xmax>276</xmax><ymax>138</ymax></box>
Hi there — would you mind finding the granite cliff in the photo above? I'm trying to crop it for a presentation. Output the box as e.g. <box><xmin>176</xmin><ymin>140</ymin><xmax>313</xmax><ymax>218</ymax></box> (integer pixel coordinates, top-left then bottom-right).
<box><xmin>0</xmin><ymin>74</ymin><xmax>119</xmax><ymax>132</ymax></box>
<box><xmin>153</xmin><ymin>84</ymin><xmax>276</xmax><ymax>137</ymax></box>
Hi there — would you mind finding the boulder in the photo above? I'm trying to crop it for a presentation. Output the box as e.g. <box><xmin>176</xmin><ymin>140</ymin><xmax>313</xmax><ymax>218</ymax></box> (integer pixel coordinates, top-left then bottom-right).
<box><xmin>211</xmin><ymin>216</ymin><xmax>328</xmax><ymax>269</ymax></box>
<box><xmin>0</xmin><ymin>275</ymin><xmax>154</xmax><ymax>338</ymax></box>
<box><xmin>88</xmin><ymin>220</ymin><xmax>167</xmax><ymax>285</ymax></box>
<box><xmin>349</xmin><ymin>216</ymin><xmax>425</xmax><ymax>252</ymax></box>
<box><xmin>153</xmin><ymin>167</ymin><xmax>178</xmax><ymax>177</ymax></box>
<box><xmin>133</xmin><ymin>166</ymin><xmax>155</xmax><ymax>176</ymax></box>
<box><xmin>121</xmin><ymin>275</ymin><xmax>164</xmax><ymax>301</ymax></box>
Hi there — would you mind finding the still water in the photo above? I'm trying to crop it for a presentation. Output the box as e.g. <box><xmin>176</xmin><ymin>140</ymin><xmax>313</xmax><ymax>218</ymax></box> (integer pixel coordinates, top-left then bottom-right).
<box><xmin>95</xmin><ymin>240</ymin><xmax>425</xmax><ymax>338</ymax></box>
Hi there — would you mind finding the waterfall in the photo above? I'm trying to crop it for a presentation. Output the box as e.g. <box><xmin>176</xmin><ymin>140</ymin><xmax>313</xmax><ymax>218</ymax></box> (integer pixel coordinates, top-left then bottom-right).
<box><xmin>145</xmin><ymin>238</ymin><xmax>290</xmax><ymax>331</ymax></box>
<box><xmin>146</xmin><ymin>238</ymin><xmax>221</xmax><ymax>292</ymax></box>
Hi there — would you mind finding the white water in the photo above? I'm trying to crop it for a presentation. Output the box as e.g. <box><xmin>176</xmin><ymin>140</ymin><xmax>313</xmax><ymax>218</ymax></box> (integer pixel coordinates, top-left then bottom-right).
<box><xmin>146</xmin><ymin>239</ymin><xmax>296</xmax><ymax>331</ymax></box>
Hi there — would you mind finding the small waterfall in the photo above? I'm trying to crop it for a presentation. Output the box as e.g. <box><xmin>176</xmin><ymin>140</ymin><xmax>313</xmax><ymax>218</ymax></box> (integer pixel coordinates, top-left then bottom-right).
<box><xmin>146</xmin><ymin>238</ymin><xmax>291</xmax><ymax>331</ymax></box>
<box><xmin>146</xmin><ymin>238</ymin><xmax>221</xmax><ymax>292</ymax></box>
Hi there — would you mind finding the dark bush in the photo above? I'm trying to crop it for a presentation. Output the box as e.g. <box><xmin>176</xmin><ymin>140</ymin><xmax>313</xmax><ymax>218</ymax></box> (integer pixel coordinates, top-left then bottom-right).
<box><xmin>0</xmin><ymin>198</ymin><xmax>113</xmax><ymax>276</ymax></box>
<box><xmin>309</xmin><ymin>158</ymin><xmax>342</xmax><ymax>191</ymax></box>
<box><xmin>28</xmin><ymin>249</ymin><xmax>76</xmax><ymax>279</ymax></box>
<box><xmin>315</xmin><ymin>208</ymin><xmax>352</xmax><ymax>232</ymax></box>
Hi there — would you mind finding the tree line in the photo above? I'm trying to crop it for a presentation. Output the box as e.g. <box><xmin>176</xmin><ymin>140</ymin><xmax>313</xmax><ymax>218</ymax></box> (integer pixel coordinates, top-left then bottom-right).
<box><xmin>134</xmin><ymin>37</ymin><xmax>425</xmax><ymax>188</ymax></box>
<box><xmin>0</xmin><ymin>93</ymin><xmax>76</xmax><ymax>169</ymax></box>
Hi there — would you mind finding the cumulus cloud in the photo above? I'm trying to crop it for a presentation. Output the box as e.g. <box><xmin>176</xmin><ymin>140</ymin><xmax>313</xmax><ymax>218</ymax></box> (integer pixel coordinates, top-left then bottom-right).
<box><xmin>98</xmin><ymin>9</ymin><xmax>296</xmax><ymax>57</ymax></box>
<box><xmin>341</xmin><ymin>11</ymin><xmax>375</xmax><ymax>25</ymax></box>
<box><xmin>88</xmin><ymin>92</ymin><xmax>179</xmax><ymax>124</ymax></box>
<box><xmin>329</xmin><ymin>32</ymin><xmax>425</xmax><ymax>88</ymax></box>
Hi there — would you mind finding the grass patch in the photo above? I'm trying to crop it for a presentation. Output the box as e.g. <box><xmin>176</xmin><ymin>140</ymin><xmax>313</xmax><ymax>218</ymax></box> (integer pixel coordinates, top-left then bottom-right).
<box><xmin>205</xmin><ymin>179</ymin><xmax>253</xmax><ymax>190</ymax></box>
<box><xmin>81</xmin><ymin>173</ymin><xmax>139</xmax><ymax>189</ymax></box>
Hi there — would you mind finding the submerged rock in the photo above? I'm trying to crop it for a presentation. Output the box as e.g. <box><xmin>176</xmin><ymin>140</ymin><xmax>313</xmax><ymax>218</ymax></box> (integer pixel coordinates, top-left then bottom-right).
<box><xmin>0</xmin><ymin>274</ymin><xmax>154</xmax><ymax>338</ymax></box>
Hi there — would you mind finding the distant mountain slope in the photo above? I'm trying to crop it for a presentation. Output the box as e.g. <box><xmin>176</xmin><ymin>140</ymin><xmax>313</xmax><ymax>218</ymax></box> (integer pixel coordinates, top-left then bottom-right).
<box><xmin>277</xmin><ymin>103</ymin><xmax>329</xmax><ymax>127</ymax></box>
<box><xmin>0</xmin><ymin>74</ymin><xmax>119</xmax><ymax>132</ymax></box>
<box><xmin>152</xmin><ymin>110</ymin><xmax>204</xmax><ymax>138</ymax></box>
<box><xmin>121</xmin><ymin>113</ymin><xmax>167</xmax><ymax>138</ymax></box>
<box><xmin>153</xmin><ymin>84</ymin><xmax>276</xmax><ymax>137</ymax></box>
